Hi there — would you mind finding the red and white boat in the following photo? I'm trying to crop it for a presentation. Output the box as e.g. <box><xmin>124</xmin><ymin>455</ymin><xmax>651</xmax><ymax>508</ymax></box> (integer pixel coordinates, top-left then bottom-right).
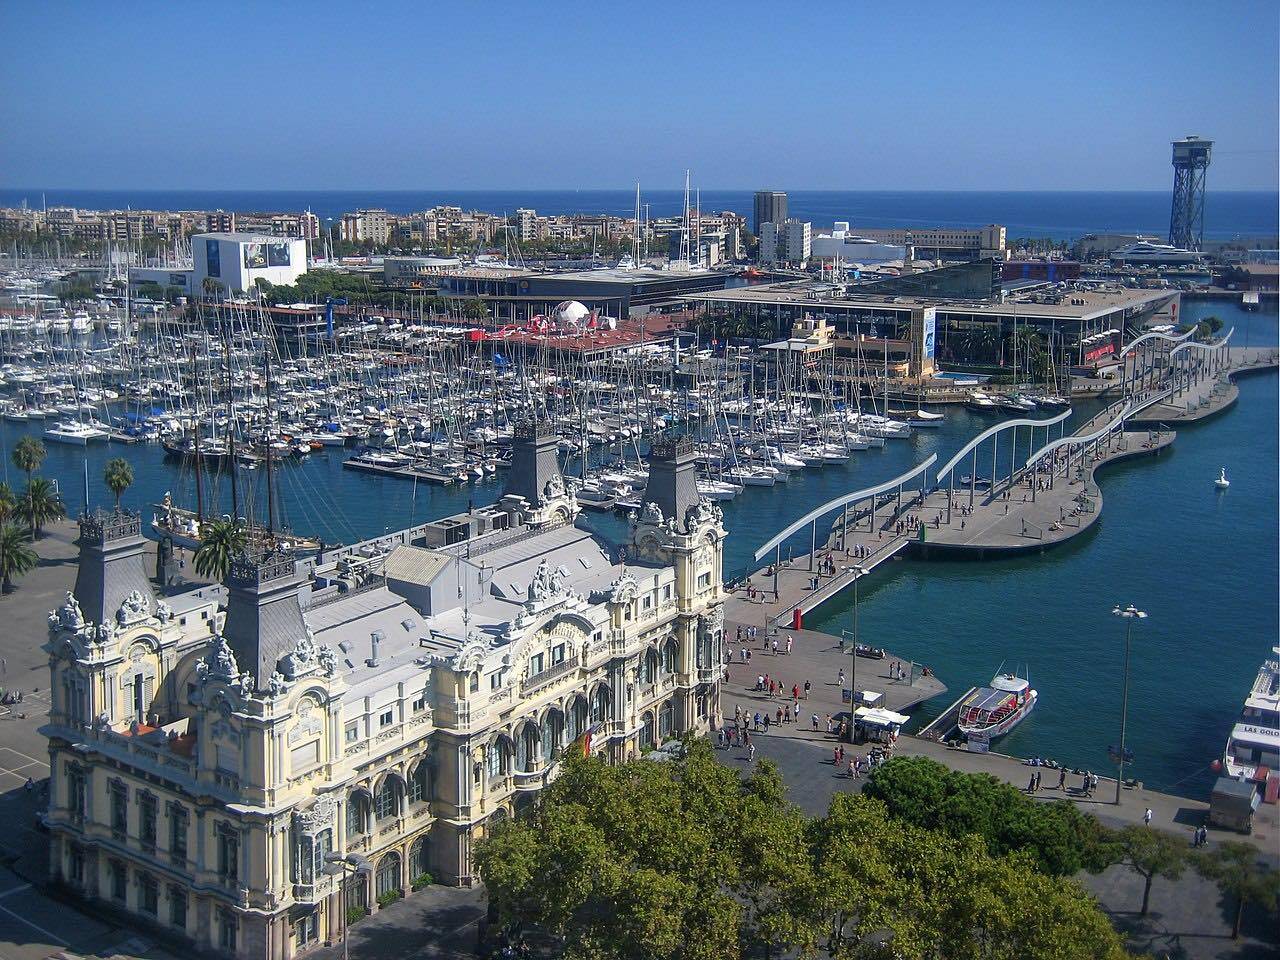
<box><xmin>958</xmin><ymin>670</ymin><xmax>1037</xmax><ymax>740</ymax></box>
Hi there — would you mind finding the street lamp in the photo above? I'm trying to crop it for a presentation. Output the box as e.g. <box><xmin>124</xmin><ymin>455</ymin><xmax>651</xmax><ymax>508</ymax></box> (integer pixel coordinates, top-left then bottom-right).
<box><xmin>1110</xmin><ymin>604</ymin><xmax>1147</xmax><ymax>805</ymax></box>
<box><xmin>847</xmin><ymin>564</ymin><xmax>870</xmax><ymax>743</ymax></box>
<box><xmin>325</xmin><ymin>852</ymin><xmax>373</xmax><ymax>960</ymax></box>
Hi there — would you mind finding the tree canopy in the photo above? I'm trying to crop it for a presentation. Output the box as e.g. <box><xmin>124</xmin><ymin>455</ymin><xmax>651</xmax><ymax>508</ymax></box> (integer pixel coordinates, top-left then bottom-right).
<box><xmin>476</xmin><ymin>741</ymin><xmax>1132</xmax><ymax>960</ymax></box>
<box><xmin>863</xmin><ymin>756</ymin><xmax>1116</xmax><ymax>876</ymax></box>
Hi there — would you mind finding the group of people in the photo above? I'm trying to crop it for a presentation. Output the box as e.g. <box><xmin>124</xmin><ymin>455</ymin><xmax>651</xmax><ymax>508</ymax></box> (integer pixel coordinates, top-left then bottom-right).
<box><xmin>894</xmin><ymin>515</ymin><xmax>925</xmax><ymax>536</ymax></box>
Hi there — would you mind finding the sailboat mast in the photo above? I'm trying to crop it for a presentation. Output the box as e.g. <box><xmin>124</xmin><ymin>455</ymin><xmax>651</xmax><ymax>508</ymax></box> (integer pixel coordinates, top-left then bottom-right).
<box><xmin>264</xmin><ymin>349</ymin><xmax>276</xmax><ymax>539</ymax></box>
<box><xmin>224</xmin><ymin>325</ymin><xmax>239</xmax><ymax>521</ymax></box>
<box><xmin>190</xmin><ymin>343</ymin><xmax>205</xmax><ymax>524</ymax></box>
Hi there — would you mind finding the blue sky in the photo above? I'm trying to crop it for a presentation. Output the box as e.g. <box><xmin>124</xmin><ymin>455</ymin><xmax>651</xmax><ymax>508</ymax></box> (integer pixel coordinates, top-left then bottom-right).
<box><xmin>1</xmin><ymin>0</ymin><xmax>1276</xmax><ymax>191</ymax></box>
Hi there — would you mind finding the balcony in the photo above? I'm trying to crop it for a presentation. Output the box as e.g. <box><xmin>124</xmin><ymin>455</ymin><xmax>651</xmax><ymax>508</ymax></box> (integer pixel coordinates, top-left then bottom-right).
<box><xmin>521</xmin><ymin>655</ymin><xmax>580</xmax><ymax>696</ymax></box>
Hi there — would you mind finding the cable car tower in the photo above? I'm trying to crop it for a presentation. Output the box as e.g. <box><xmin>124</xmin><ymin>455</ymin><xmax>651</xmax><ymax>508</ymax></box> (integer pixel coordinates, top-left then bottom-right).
<box><xmin>1168</xmin><ymin>136</ymin><xmax>1212</xmax><ymax>251</ymax></box>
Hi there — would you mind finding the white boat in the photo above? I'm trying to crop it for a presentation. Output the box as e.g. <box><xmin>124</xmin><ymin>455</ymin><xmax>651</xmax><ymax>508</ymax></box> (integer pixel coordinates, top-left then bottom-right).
<box><xmin>1215</xmin><ymin>468</ymin><xmax>1230</xmax><ymax>490</ymax></box>
<box><xmin>907</xmin><ymin>409</ymin><xmax>945</xmax><ymax>428</ymax></box>
<box><xmin>967</xmin><ymin>391</ymin><xmax>999</xmax><ymax>413</ymax></box>
<box><xmin>958</xmin><ymin>670</ymin><xmax>1037</xmax><ymax>740</ymax></box>
<box><xmin>1222</xmin><ymin>647</ymin><xmax>1279</xmax><ymax>782</ymax></box>
<box><xmin>43</xmin><ymin>420</ymin><xmax>109</xmax><ymax>445</ymax></box>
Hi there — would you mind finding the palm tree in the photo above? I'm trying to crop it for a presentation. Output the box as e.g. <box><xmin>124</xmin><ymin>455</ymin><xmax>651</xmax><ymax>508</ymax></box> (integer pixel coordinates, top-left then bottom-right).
<box><xmin>0</xmin><ymin>523</ymin><xmax>37</xmax><ymax>594</ymax></box>
<box><xmin>194</xmin><ymin>518</ymin><xmax>248</xmax><ymax>582</ymax></box>
<box><xmin>0</xmin><ymin>483</ymin><xmax>15</xmax><ymax>526</ymax></box>
<box><xmin>103</xmin><ymin>458</ymin><xmax>135</xmax><ymax>511</ymax></box>
<box><xmin>21</xmin><ymin>477</ymin><xmax>66</xmax><ymax>539</ymax></box>
<box><xmin>12</xmin><ymin>436</ymin><xmax>46</xmax><ymax>486</ymax></box>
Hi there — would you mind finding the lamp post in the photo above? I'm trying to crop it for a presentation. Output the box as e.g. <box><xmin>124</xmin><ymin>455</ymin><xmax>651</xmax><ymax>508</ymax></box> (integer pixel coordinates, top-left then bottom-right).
<box><xmin>1110</xmin><ymin>604</ymin><xmax>1147</xmax><ymax>805</ymax></box>
<box><xmin>847</xmin><ymin>564</ymin><xmax>870</xmax><ymax>743</ymax></box>
<box><xmin>325</xmin><ymin>852</ymin><xmax>373</xmax><ymax>960</ymax></box>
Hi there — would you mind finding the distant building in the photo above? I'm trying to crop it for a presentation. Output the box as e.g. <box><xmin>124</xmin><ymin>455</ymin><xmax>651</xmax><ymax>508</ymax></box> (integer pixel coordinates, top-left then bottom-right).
<box><xmin>340</xmin><ymin>209</ymin><xmax>392</xmax><ymax>245</ymax></box>
<box><xmin>759</xmin><ymin>219</ymin><xmax>810</xmax><ymax>266</ymax></box>
<box><xmin>205</xmin><ymin>211</ymin><xmax>237</xmax><ymax>234</ymax></box>
<box><xmin>810</xmin><ymin>223</ymin><xmax>904</xmax><ymax>264</ymax></box>
<box><xmin>193</xmin><ymin>233</ymin><xmax>308</xmax><ymax>295</ymax></box>
<box><xmin>844</xmin><ymin>225</ymin><xmax>1006</xmax><ymax>262</ymax></box>
<box><xmin>752</xmin><ymin>191</ymin><xmax>787</xmax><ymax>235</ymax></box>
<box><xmin>515</xmin><ymin>209</ymin><xmax>538</xmax><ymax>242</ymax></box>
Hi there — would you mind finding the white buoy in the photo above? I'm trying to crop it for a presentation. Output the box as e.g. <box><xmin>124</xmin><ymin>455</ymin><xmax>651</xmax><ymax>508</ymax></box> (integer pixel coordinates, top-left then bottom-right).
<box><xmin>1214</xmin><ymin>467</ymin><xmax>1230</xmax><ymax>490</ymax></box>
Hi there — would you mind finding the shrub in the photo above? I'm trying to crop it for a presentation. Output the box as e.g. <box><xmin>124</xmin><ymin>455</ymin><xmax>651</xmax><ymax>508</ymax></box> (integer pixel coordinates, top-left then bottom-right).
<box><xmin>376</xmin><ymin>889</ymin><xmax>402</xmax><ymax>909</ymax></box>
<box><xmin>410</xmin><ymin>873</ymin><xmax>432</xmax><ymax>891</ymax></box>
<box><xmin>346</xmin><ymin>906</ymin><xmax>368</xmax><ymax>926</ymax></box>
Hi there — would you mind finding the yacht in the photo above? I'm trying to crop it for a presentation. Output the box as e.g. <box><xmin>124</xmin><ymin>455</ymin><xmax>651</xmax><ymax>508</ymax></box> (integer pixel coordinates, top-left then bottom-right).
<box><xmin>1222</xmin><ymin>648</ymin><xmax>1280</xmax><ymax>782</ymax></box>
<box><xmin>44</xmin><ymin>419</ymin><xmax>110</xmax><ymax>445</ymax></box>
<box><xmin>1109</xmin><ymin>241</ymin><xmax>1202</xmax><ymax>265</ymax></box>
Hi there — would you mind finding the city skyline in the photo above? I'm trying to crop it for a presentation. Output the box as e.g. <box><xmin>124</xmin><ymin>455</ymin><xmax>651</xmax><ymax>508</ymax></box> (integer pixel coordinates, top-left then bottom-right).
<box><xmin>1</xmin><ymin>1</ymin><xmax>1277</xmax><ymax>192</ymax></box>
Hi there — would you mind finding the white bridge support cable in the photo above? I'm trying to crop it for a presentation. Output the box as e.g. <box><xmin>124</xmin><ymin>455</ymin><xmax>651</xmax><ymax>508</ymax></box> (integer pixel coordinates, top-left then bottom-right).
<box><xmin>752</xmin><ymin>454</ymin><xmax>938</xmax><ymax>564</ymax></box>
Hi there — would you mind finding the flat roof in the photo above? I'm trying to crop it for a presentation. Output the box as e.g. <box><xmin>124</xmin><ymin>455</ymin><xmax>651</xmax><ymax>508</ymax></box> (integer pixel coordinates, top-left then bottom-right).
<box><xmin>194</xmin><ymin>231</ymin><xmax>302</xmax><ymax>244</ymax></box>
<box><xmin>684</xmin><ymin>281</ymin><xmax>1173</xmax><ymax>323</ymax></box>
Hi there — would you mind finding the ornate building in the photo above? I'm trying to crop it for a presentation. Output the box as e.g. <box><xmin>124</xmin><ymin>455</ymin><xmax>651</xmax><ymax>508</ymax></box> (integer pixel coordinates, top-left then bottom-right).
<box><xmin>41</xmin><ymin>424</ymin><xmax>726</xmax><ymax>958</ymax></box>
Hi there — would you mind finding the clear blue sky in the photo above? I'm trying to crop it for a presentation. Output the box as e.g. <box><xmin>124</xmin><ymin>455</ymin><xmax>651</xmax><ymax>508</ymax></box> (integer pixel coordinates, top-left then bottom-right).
<box><xmin>1</xmin><ymin>0</ymin><xmax>1276</xmax><ymax>191</ymax></box>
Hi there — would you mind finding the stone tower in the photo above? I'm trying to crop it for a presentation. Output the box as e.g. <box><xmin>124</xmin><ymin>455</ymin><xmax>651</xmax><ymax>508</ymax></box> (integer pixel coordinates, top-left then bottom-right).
<box><xmin>72</xmin><ymin>510</ymin><xmax>156</xmax><ymax>625</ymax></box>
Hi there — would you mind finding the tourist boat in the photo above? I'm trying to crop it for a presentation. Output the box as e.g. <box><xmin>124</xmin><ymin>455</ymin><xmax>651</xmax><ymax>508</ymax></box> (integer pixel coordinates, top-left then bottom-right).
<box><xmin>958</xmin><ymin>669</ymin><xmax>1037</xmax><ymax>740</ymax></box>
<box><xmin>1221</xmin><ymin>647</ymin><xmax>1279</xmax><ymax>781</ymax></box>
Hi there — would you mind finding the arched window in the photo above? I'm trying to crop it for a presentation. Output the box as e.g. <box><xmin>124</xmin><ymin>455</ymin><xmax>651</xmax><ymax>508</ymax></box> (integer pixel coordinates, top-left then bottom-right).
<box><xmin>591</xmin><ymin>685</ymin><xmax>611</xmax><ymax>724</ymax></box>
<box><xmin>662</xmin><ymin>638</ymin><xmax>679</xmax><ymax>674</ymax></box>
<box><xmin>516</xmin><ymin>723</ymin><xmax>539</xmax><ymax>773</ymax></box>
<box><xmin>409</xmin><ymin>837</ymin><xmax>429</xmax><ymax>882</ymax></box>
<box><xmin>486</xmin><ymin>737</ymin><xmax>511</xmax><ymax>780</ymax></box>
<box><xmin>374</xmin><ymin>778</ymin><xmax>398</xmax><ymax>821</ymax></box>
<box><xmin>658</xmin><ymin>699</ymin><xmax>676</xmax><ymax>738</ymax></box>
<box><xmin>640</xmin><ymin>712</ymin><xmax>655</xmax><ymax>750</ymax></box>
<box><xmin>345</xmin><ymin>794</ymin><xmax>368</xmax><ymax>837</ymax></box>
<box><xmin>541</xmin><ymin>710</ymin><xmax>563</xmax><ymax>760</ymax></box>
<box><xmin>644</xmin><ymin>648</ymin><xmax>659</xmax><ymax>685</ymax></box>
<box><xmin>565</xmin><ymin>697</ymin><xmax>588</xmax><ymax>742</ymax></box>
<box><xmin>408</xmin><ymin>763</ymin><xmax>430</xmax><ymax>805</ymax></box>
<box><xmin>375</xmin><ymin>852</ymin><xmax>401</xmax><ymax>900</ymax></box>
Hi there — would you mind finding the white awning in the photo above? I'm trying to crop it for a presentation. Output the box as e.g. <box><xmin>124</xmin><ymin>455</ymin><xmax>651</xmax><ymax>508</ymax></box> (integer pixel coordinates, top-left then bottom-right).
<box><xmin>855</xmin><ymin>707</ymin><xmax>909</xmax><ymax>727</ymax></box>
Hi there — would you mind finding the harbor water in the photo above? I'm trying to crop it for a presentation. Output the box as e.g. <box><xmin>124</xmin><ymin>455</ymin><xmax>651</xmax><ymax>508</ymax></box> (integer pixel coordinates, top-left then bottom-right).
<box><xmin>0</xmin><ymin>301</ymin><xmax>1273</xmax><ymax>796</ymax></box>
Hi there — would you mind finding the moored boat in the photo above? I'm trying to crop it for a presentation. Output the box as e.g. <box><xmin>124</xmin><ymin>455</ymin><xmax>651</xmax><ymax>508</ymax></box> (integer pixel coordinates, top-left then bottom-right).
<box><xmin>958</xmin><ymin>670</ymin><xmax>1037</xmax><ymax>740</ymax></box>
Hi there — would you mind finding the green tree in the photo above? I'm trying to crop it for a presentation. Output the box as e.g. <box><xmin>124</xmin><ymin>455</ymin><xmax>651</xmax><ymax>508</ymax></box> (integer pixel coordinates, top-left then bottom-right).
<box><xmin>0</xmin><ymin>523</ymin><xmax>37</xmax><ymax>593</ymax></box>
<box><xmin>194</xmin><ymin>518</ymin><xmax>248</xmax><ymax>582</ymax></box>
<box><xmin>103</xmin><ymin>458</ymin><xmax>134</xmax><ymax>511</ymax></box>
<box><xmin>0</xmin><ymin>482</ymin><xmax>15</xmax><ymax>526</ymax></box>
<box><xmin>12</xmin><ymin>435</ymin><xmax>46</xmax><ymax>487</ymax></box>
<box><xmin>1114</xmin><ymin>826</ymin><xmax>1188</xmax><ymax>916</ymax></box>
<box><xmin>864</xmin><ymin>756</ymin><xmax>1115</xmax><ymax>876</ymax></box>
<box><xmin>21</xmin><ymin>477</ymin><xmax>66</xmax><ymax>539</ymax></box>
<box><xmin>1196</xmin><ymin>840</ymin><xmax>1280</xmax><ymax>939</ymax></box>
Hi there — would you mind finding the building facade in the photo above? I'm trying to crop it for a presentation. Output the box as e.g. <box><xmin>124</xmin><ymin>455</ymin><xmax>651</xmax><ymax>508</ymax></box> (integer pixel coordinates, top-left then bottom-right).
<box><xmin>759</xmin><ymin>219</ymin><xmax>811</xmax><ymax>266</ymax></box>
<box><xmin>42</xmin><ymin>426</ymin><xmax>726</xmax><ymax>958</ymax></box>
<box><xmin>192</xmin><ymin>233</ymin><xmax>308</xmax><ymax>295</ymax></box>
<box><xmin>752</xmin><ymin>191</ymin><xmax>787</xmax><ymax>235</ymax></box>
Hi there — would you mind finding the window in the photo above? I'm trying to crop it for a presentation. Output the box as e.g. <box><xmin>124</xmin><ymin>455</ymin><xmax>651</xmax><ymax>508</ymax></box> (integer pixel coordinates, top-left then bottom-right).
<box><xmin>110</xmin><ymin>859</ymin><xmax>127</xmax><ymax>901</ymax></box>
<box><xmin>486</xmin><ymin>739</ymin><xmax>510</xmax><ymax>779</ymax></box>
<box><xmin>529</xmin><ymin>653</ymin><xmax>544</xmax><ymax>677</ymax></box>
<box><xmin>293</xmin><ymin>912</ymin><xmax>318</xmax><ymax>950</ymax></box>
<box><xmin>375</xmin><ymin>852</ymin><xmax>401</xmax><ymax>900</ymax></box>
<box><xmin>139</xmin><ymin>873</ymin><xmax>159</xmax><ymax>916</ymax></box>
<box><xmin>346</xmin><ymin>795</ymin><xmax>366</xmax><ymax>837</ymax></box>
<box><xmin>109</xmin><ymin>779</ymin><xmax>128</xmax><ymax>841</ymax></box>
<box><xmin>662</xmin><ymin>585</ymin><xmax>671</xmax><ymax>601</ymax></box>
<box><xmin>291</xmin><ymin>740</ymin><xmax>320</xmax><ymax>773</ymax></box>
<box><xmin>409</xmin><ymin>764</ymin><xmax>429</xmax><ymax>805</ymax></box>
<box><xmin>168</xmin><ymin>885</ymin><xmax>186</xmax><ymax>929</ymax></box>
<box><xmin>411</xmin><ymin>695</ymin><xmax>426</xmax><ymax>713</ymax></box>
<box><xmin>697</xmin><ymin>572</ymin><xmax>711</xmax><ymax>590</ymax></box>
<box><xmin>345</xmin><ymin>723</ymin><xmax>360</xmax><ymax>745</ymax></box>
<box><xmin>642</xmin><ymin>595</ymin><xmax>652</xmax><ymax>610</ymax></box>
<box><xmin>168</xmin><ymin>803</ymin><xmax>188</xmax><ymax>865</ymax></box>
<box><xmin>375</xmin><ymin>779</ymin><xmax>398</xmax><ymax>820</ymax></box>
<box><xmin>68</xmin><ymin>843</ymin><xmax>85</xmax><ymax>885</ymax></box>
<box><xmin>218</xmin><ymin>908</ymin><xmax>237</xmax><ymax>951</ymax></box>
<box><xmin>139</xmin><ymin>792</ymin><xmax>157</xmax><ymax>852</ymax></box>
<box><xmin>216</xmin><ymin>824</ymin><xmax>239</xmax><ymax>887</ymax></box>
<box><xmin>66</xmin><ymin>764</ymin><xmax>86</xmax><ymax>821</ymax></box>
<box><xmin>379</xmin><ymin>710</ymin><xmax>394</xmax><ymax>728</ymax></box>
<box><xmin>663</xmin><ymin>640</ymin><xmax>678</xmax><ymax>674</ymax></box>
<box><xmin>551</xmin><ymin>643</ymin><xmax>565</xmax><ymax>665</ymax></box>
<box><xmin>489</xmin><ymin>672</ymin><xmax>502</xmax><ymax>691</ymax></box>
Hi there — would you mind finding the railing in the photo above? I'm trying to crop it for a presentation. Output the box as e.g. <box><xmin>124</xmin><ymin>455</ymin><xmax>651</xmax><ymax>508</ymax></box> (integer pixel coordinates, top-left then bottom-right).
<box><xmin>522</xmin><ymin>655</ymin><xmax>581</xmax><ymax>695</ymax></box>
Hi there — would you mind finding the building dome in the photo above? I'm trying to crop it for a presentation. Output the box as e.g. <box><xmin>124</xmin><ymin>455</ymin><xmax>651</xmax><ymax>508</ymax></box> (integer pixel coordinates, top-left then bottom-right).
<box><xmin>555</xmin><ymin>300</ymin><xmax>590</xmax><ymax>326</ymax></box>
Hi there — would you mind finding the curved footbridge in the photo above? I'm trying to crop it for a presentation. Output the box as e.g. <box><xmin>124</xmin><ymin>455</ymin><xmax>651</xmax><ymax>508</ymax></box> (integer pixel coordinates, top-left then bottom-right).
<box><xmin>727</xmin><ymin>341</ymin><xmax>1277</xmax><ymax>635</ymax></box>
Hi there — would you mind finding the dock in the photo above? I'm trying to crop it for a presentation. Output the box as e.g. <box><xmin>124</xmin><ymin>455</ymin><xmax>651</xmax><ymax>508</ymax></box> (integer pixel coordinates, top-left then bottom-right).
<box><xmin>341</xmin><ymin>456</ymin><xmax>460</xmax><ymax>485</ymax></box>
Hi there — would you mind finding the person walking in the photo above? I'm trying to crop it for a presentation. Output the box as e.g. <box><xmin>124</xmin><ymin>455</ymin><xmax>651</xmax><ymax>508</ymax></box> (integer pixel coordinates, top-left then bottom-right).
<box><xmin>748</xmin><ymin>742</ymin><xmax>756</xmax><ymax>762</ymax></box>
<box><xmin>1143</xmin><ymin>808</ymin><xmax>1153</xmax><ymax>826</ymax></box>
<box><xmin>786</xmin><ymin>635</ymin><xmax>793</xmax><ymax>655</ymax></box>
<box><xmin>804</xmin><ymin>679</ymin><xmax>811</xmax><ymax>698</ymax></box>
<box><xmin>1057</xmin><ymin>769</ymin><xmax>1066</xmax><ymax>791</ymax></box>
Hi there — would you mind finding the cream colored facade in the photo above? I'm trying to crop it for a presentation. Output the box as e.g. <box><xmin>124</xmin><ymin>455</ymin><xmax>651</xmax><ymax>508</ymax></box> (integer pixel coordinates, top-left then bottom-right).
<box><xmin>42</xmin><ymin>429</ymin><xmax>725</xmax><ymax>958</ymax></box>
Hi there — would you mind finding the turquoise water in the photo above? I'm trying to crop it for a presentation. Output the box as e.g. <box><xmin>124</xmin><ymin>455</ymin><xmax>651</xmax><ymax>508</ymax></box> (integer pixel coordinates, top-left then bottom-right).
<box><xmin>0</xmin><ymin>301</ymin><xmax>1274</xmax><ymax>795</ymax></box>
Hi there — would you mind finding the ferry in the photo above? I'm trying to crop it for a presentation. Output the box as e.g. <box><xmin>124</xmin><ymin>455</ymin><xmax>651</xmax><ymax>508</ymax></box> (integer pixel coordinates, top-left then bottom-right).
<box><xmin>1221</xmin><ymin>647</ymin><xmax>1280</xmax><ymax>782</ymax></box>
<box><xmin>958</xmin><ymin>670</ymin><xmax>1037</xmax><ymax>740</ymax></box>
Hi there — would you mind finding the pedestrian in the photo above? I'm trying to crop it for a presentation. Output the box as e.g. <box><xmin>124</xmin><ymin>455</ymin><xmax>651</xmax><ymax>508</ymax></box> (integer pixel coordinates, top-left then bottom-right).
<box><xmin>1143</xmin><ymin>808</ymin><xmax>1153</xmax><ymax>826</ymax></box>
<box><xmin>24</xmin><ymin>777</ymin><xmax>33</xmax><ymax>793</ymax></box>
<box><xmin>771</xmin><ymin>637</ymin><xmax>779</xmax><ymax>655</ymax></box>
<box><xmin>825</xmin><ymin>714</ymin><xmax>833</xmax><ymax>734</ymax></box>
<box><xmin>848</xmin><ymin>759</ymin><xmax>856</xmax><ymax>778</ymax></box>
<box><xmin>833</xmin><ymin>746</ymin><xmax>840</xmax><ymax>766</ymax></box>
<box><xmin>1090</xmin><ymin>772</ymin><xmax>1099</xmax><ymax>794</ymax></box>
<box><xmin>811</xmin><ymin>713</ymin><xmax>819</xmax><ymax>731</ymax></box>
<box><xmin>764</xmin><ymin>713</ymin><xmax>772</xmax><ymax>731</ymax></box>
<box><xmin>804</xmin><ymin>679</ymin><xmax>811</xmax><ymax>698</ymax></box>
<box><xmin>0</xmin><ymin>656</ymin><xmax>6</xmax><ymax>675</ymax></box>
<box><xmin>838</xmin><ymin>667</ymin><xmax>845</xmax><ymax>687</ymax></box>
<box><xmin>736</xmin><ymin>625</ymin><xmax>743</xmax><ymax>642</ymax></box>
<box><xmin>748</xmin><ymin>742</ymin><xmax>756</xmax><ymax>762</ymax></box>
<box><xmin>792</xmin><ymin>683</ymin><xmax>799</xmax><ymax>701</ymax></box>
<box><xmin>786</xmin><ymin>635</ymin><xmax>793</xmax><ymax>655</ymax></box>
<box><xmin>1057</xmin><ymin>769</ymin><xmax>1066</xmax><ymax>791</ymax></box>
<box><xmin>1027</xmin><ymin>774</ymin><xmax>1036</xmax><ymax>793</ymax></box>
